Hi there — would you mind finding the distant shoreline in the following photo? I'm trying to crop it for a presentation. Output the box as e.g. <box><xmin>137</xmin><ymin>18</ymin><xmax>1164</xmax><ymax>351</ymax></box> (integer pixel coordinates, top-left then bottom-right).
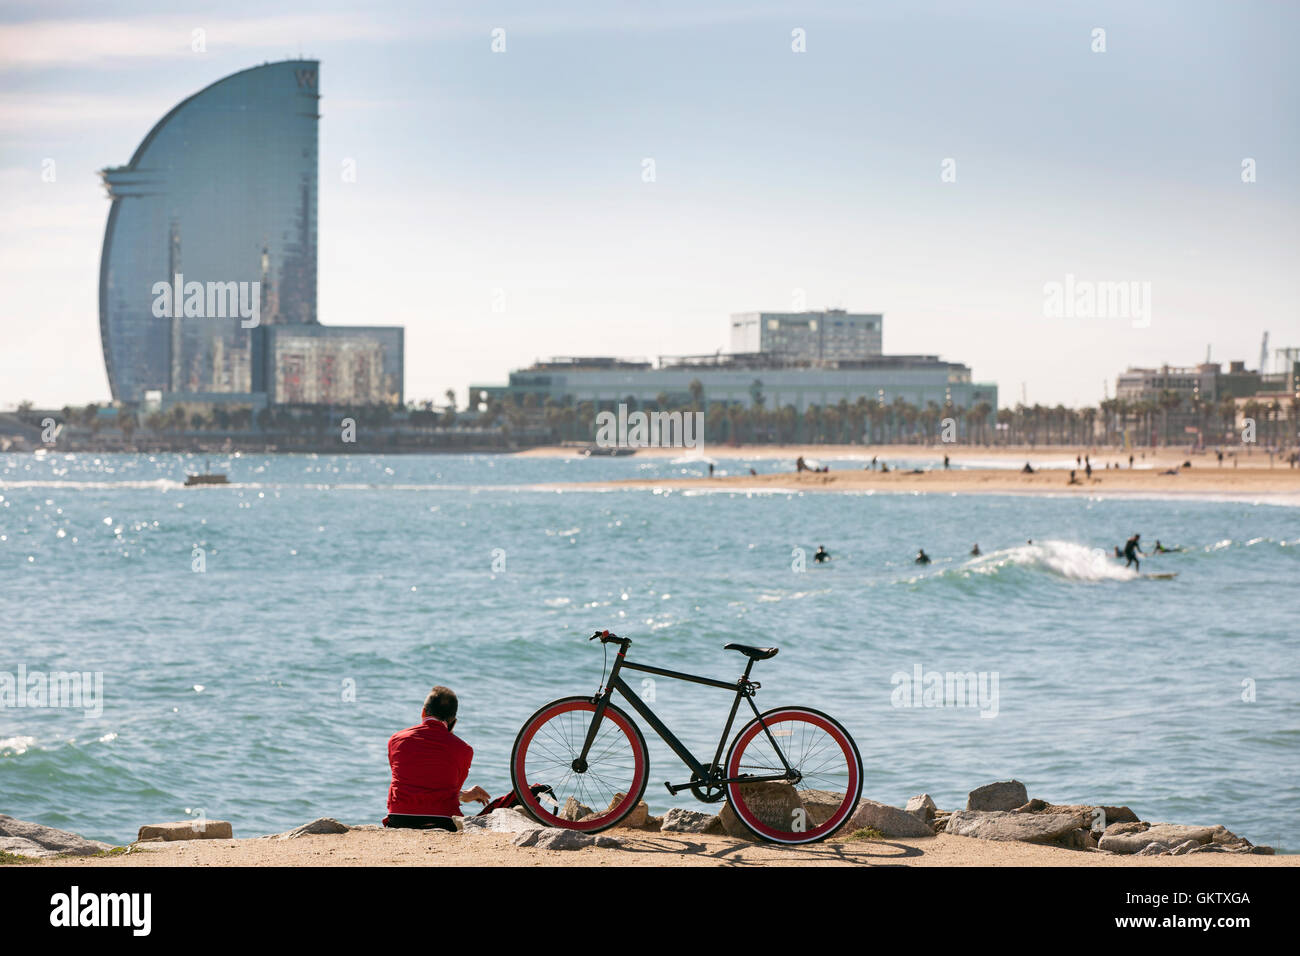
<box><xmin>532</xmin><ymin>456</ymin><xmax>1300</xmax><ymax>504</ymax></box>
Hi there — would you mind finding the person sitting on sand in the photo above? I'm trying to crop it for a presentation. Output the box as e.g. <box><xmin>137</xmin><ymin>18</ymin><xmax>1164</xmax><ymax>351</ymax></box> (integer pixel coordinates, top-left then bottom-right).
<box><xmin>1022</xmin><ymin>463</ymin><xmax>1035</xmax><ymax>474</ymax></box>
<box><xmin>1123</xmin><ymin>534</ymin><xmax>1143</xmax><ymax>571</ymax></box>
<box><xmin>795</xmin><ymin>456</ymin><xmax>806</xmax><ymax>473</ymax></box>
<box><xmin>915</xmin><ymin>548</ymin><xmax>931</xmax><ymax>565</ymax></box>
<box><xmin>384</xmin><ymin>685</ymin><xmax>491</xmax><ymax>831</ymax></box>
<box><xmin>880</xmin><ymin>462</ymin><xmax>889</xmax><ymax>473</ymax></box>
<box><xmin>970</xmin><ymin>543</ymin><xmax>981</xmax><ymax>556</ymax></box>
<box><xmin>814</xmin><ymin>545</ymin><xmax>830</xmax><ymax>563</ymax></box>
<box><xmin>1068</xmin><ymin>469</ymin><xmax>1081</xmax><ymax>485</ymax></box>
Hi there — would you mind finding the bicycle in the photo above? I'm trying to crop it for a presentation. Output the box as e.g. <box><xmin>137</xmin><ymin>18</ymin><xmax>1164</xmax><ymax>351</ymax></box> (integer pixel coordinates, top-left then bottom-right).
<box><xmin>510</xmin><ymin>629</ymin><xmax>863</xmax><ymax>844</ymax></box>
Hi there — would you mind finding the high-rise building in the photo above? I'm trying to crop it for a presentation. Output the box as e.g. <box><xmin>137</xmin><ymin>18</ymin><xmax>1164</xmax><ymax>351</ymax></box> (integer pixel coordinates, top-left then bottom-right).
<box><xmin>98</xmin><ymin>60</ymin><xmax>402</xmax><ymax>406</ymax></box>
<box><xmin>729</xmin><ymin>310</ymin><xmax>883</xmax><ymax>362</ymax></box>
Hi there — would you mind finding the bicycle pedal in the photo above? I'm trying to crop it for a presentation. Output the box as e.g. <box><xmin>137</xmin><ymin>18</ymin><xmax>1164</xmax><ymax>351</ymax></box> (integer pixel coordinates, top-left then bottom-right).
<box><xmin>663</xmin><ymin>781</ymin><xmax>674</xmax><ymax>796</ymax></box>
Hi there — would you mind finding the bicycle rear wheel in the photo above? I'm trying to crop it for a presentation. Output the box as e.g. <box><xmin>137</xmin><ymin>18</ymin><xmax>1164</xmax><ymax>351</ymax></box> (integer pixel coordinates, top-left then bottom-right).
<box><xmin>511</xmin><ymin>696</ymin><xmax>649</xmax><ymax>833</ymax></box>
<box><xmin>724</xmin><ymin>706</ymin><xmax>862</xmax><ymax>844</ymax></box>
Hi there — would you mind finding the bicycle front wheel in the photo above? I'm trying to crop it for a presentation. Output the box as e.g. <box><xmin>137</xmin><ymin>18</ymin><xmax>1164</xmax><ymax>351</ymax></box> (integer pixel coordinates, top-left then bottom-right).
<box><xmin>724</xmin><ymin>706</ymin><xmax>862</xmax><ymax>844</ymax></box>
<box><xmin>510</xmin><ymin>696</ymin><xmax>649</xmax><ymax>833</ymax></box>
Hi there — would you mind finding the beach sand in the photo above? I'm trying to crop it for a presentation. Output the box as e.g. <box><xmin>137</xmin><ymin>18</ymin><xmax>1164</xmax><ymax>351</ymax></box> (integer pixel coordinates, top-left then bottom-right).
<box><xmin>518</xmin><ymin>444</ymin><xmax>1300</xmax><ymax>502</ymax></box>
<box><xmin>29</xmin><ymin>828</ymin><xmax>1294</xmax><ymax>867</ymax></box>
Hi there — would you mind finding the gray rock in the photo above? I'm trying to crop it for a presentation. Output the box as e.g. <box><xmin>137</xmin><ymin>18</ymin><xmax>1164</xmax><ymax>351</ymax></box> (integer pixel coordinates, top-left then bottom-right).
<box><xmin>0</xmin><ymin>815</ymin><xmax>112</xmax><ymax>857</ymax></box>
<box><xmin>966</xmin><ymin>780</ymin><xmax>1029</xmax><ymax>812</ymax></box>
<box><xmin>945</xmin><ymin>809</ymin><xmax>1090</xmax><ymax>843</ymax></box>
<box><xmin>512</xmin><ymin>828</ymin><xmax>544</xmax><ymax>847</ymax></box>
<box><xmin>719</xmin><ymin>782</ymin><xmax>802</xmax><ymax>839</ymax></box>
<box><xmin>1135</xmin><ymin>841</ymin><xmax>1173</xmax><ymax>856</ymax></box>
<box><xmin>594</xmin><ymin>835</ymin><xmax>625</xmax><ymax>848</ymax></box>
<box><xmin>845</xmin><ymin>798</ymin><xmax>936</xmax><ymax>838</ymax></box>
<box><xmin>799</xmin><ymin>790</ymin><xmax>847</xmax><ymax>827</ymax></box>
<box><xmin>461</xmin><ymin>807</ymin><xmax>543</xmax><ymax>834</ymax></box>
<box><xmin>905</xmin><ymin>794</ymin><xmax>937</xmax><ymax>824</ymax></box>
<box><xmin>661</xmin><ymin>808</ymin><xmax>722</xmax><ymax>834</ymax></box>
<box><xmin>276</xmin><ymin>817</ymin><xmax>349</xmax><ymax>839</ymax></box>
<box><xmin>1098</xmin><ymin>822</ymin><xmax>1230</xmax><ymax>855</ymax></box>
<box><xmin>532</xmin><ymin>828</ymin><xmax>599</xmax><ymax>850</ymax></box>
<box><xmin>1169</xmin><ymin>839</ymin><xmax>1202</xmax><ymax>856</ymax></box>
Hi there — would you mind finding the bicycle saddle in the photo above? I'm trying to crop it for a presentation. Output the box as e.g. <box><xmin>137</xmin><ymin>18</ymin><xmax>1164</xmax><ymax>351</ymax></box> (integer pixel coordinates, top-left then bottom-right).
<box><xmin>724</xmin><ymin>643</ymin><xmax>778</xmax><ymax>660</ymax></box>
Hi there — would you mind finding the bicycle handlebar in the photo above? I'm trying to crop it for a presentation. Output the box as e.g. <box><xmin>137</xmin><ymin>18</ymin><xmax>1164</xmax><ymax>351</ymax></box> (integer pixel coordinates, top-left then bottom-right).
<box><xmin>589</xmin><ymin>629</ymin><xmax>630</xmax><ymax>646</ymax></box>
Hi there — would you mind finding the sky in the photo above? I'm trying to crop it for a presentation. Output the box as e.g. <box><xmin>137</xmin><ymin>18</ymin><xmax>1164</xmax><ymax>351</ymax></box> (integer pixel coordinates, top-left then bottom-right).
<box><xmin>1</xmin><ymin>0</ymin><xmax>1297</xmax><ymax>409</ymax></box>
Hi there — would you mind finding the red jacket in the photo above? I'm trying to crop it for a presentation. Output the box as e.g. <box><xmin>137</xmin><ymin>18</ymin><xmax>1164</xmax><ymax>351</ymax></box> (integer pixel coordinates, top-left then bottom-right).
<box><xmin>387</xmin><ymin>717</ymin><xmax>474</xmax><ymax>817</ymax></box>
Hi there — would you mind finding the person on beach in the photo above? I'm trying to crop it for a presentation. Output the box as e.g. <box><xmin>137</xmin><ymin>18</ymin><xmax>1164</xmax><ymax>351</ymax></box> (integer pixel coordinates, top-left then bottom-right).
<box><xmin>796</xmin><ymin>455</ymin><xmax>806</xmax><ymax>473</ymax></box>
<box><xmin>814</xmin><ymin>545</ymin><xmax>830</xmax><ymax>563</ymax></box>
<box><xmin>1123</xmin><ymin>534</ymin><xmax>1143</xmax><ymax>571</ymax></box>
<box><xmin>943</xmin><ymin>454</ymin><xmax>950</xmax><ymax>469</ymax></box>
<box><xmin>1021</xmin><ymin>462</ymin><xmax>1035</xmax><ymax>474</ymax></box>
<box><xmin>384</xmin><ymin>685</ymin><xmax>491</xmax><ymax>831</ymax></box>
<box><xmin>915</xmin><ymin>549</ymin><xmax>931</xmax><ymax>565</ymax></box>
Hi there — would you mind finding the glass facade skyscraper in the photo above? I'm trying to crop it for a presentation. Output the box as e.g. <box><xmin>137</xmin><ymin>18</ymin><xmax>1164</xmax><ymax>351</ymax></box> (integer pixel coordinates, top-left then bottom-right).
<box><xmin>99</xmin><ymin>60</ymin><xmax>323</xmax><ymax>402</ymax></box>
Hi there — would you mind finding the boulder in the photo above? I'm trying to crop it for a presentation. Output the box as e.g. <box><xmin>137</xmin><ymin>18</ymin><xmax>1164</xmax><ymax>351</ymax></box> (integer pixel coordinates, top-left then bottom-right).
<box><xmin>0</xmin><ymin>815</ymin><xmax>112</xmax><ymax>857</ymax></box>
<box><xmin>460</xmin><ymin>807</ymin><xmax>542</xmax><ymax>834</ymax></box>
<box><xmin>661</xmin><ymin>808</ymin><xmax>723</xmax><ymax>834</ymax></box>
<box><xmin>719</xmin><ymin>782</ymin><xmax>802</xmax><ymax>839</ymax></box>
<box><xmin>276</xmin><ymin>818</ymin><xmax>348</xmax><ymax>839</ymax></box>
<box><xmin>966</xmin><ymin>780</ymin><xmax>1028</xmax><ymax>811</ymax></box>
<box><xmin>945</xmin><ymin>809</ymin><xmax>1090</xmax><ymax>843</ymax></box>
<box><xmin>515</xmin><ymin>827</ymin><xmax>606</xmax><ymax>850</ymax></box>
<box><xmin>559</xmin><ymin>797</ymin><xmax>593</xmax><ymax>822</ymax></box>
<box><xmin>582</xmin><ymin>793</ymin><xmax>649</xmax><ymax>828</ymax></box>
<box><xmin>136</xmin><ymin>820</ymin><xmax>233</xmax><ymax>842</ymax></box>
<box><xmin>799</xmin><ymin>790</ymin><xmax>847</xmax><ymax>827</ymax></box>
<box><xmin>845</xmin><ymin>798</ymin><xmax>936</xmax><ymax>838</ymax></box>
<box><xmin>1135</xmin><ymin>841</ymin><xmax>1174</xmax><ymax>856</ymax></box>
<box><xmin>905</xmin><ymin>794</ymin><xmax>937</xmax><ymax>824</ymax></box>
<box><xmin>1098</xmin><ymin>822</ymin><xmax>1231</xmax><ymax>855</ymax></box>
<box><xmin>1014</xmin><ymin>800</ymin><xmax>1138</xmax><ymax>827</ymax></box>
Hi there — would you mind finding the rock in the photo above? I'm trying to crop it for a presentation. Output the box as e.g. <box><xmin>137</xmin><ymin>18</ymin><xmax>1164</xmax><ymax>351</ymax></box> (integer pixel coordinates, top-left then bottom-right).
<box><xmin>512</xmin><ymin>828</ymin><xmax>544</xmax><ymax>848</ymax></box>
<box><xmin>661</xmin><ymin>808</ymin><xmax>722</xmax><ymax>834</ymax></box>
<box><xmin>582</xmin><ymin>793</ymin><xmax>649</xmax><ymax>828</ymax></box>
<box><xmin>460</xmin><ymin>807</ymin><xmax>543</xmax><ymax>834</ymax></box>
<box><xmin>136</xmin><ymin>820</ymin><xmax>233</xmax><ymax>842</ymax></box>
<box><xmin>719</xmin><ymin>782</ymin><xmax>802</xmax><ymax>838</ymax></box>
<box><xmin>845</xmin><ymin>798</ymin><xmax>936</xmax><ymax>838</ymax></box>
<box><xmin>799</xmin><ymin>790</ymin><xmax>847</xmax><ymax>827</ymax></box>
<box><xmin>945</xmin><ymin>809</ymin><xmax>1090</xmax><ymax>843</ymax></box>
<box><xmin>560</xmin><ymin>797</ymin><xmax>593</xmax><ymax>822</ymax></box>
<box><xmin>1098</xmin><ymin>822</ymin><xmax>1230</xmax><ymax>855</ymax></box>
<box><xmin>1014</xmin><ymin>801</ymin><xmax>1138</xmax><ymax>828</ymax></box>
<box><xmin>0</xmin><ymin>816</ymin><xmax>112</xmax><ymax>857</ymax></box>
<box><xmin>1054</xmin><ymin>827</ymin><xmax>1096</xmax><ymax>851</ymax></box>
<box><xmin>1135</xmin><ymin>841</ymin><xmax>1173</xmax><ymax>856</ymax></box>
<box><xmin>527</xmin><ymin>828</ymin><xmax>599</xmax><ymax>850</ymax></box>
<box><xmin>905</xmin><ymin>794</ymin><xmax>937</xmax><ymax>824</ymax></box>
<box><xmin>966</xmin><ymin>780</ymin><xmax>1028</xmax><ymax>812</ymax></box>
<box><xmin>276</xmin><ymin>818</ymin><xmax>348</xmax><ymax>839</ymax></box>
<box><xmin>594</xmin><ymin>835</ymin><xmax>625</xmax><ymax>848</ymax></box>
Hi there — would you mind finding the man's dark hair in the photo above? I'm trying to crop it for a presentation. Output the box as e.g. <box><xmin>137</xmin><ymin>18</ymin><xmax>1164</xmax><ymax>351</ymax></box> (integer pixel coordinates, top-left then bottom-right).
<box><xmin>422</xmin><ymin>685</ymin><xmax>458</xmax><ymax>722</ymax></box>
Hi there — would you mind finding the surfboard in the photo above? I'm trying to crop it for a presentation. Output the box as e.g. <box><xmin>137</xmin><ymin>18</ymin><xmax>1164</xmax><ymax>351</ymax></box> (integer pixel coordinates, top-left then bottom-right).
<box><xmin>1143</xmin><ymin>572</ymin><xmax>1178</xmax><ymax>580</ymax></box>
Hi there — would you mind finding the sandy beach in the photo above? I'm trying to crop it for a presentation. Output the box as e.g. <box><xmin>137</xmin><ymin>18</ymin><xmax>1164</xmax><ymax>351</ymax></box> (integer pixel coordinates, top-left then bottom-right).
<box><xmin>522</xmin><ymin>444</ymin><xmax>1300</xmax><ymax>503</ymax></box>
<box><xmin>26</xmin><ymin>827</ymin><xmax>1295</xmax><ymax>868</ymax></box>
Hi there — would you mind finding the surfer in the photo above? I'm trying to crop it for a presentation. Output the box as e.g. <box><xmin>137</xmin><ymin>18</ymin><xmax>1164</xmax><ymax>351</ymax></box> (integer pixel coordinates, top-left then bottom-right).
<box><xmin>915</xmin><ymin>549</ymin><xmax>931</xmax><ymax>565</ymax></box>
<box><xmin>813</xmin><ymin>545</ymin><xmax>830</xmax><ymax>564</ymax></box>
<box><xmin>970</xmin><ymin>543</ymin><xmax>981</xmax><ymax>556</ymax></box>
<box><xmin>1153</xmin><ymin>540</ymin><xmax>1174</xmax><ymax>553</ymax></box>
<box><xmin>1123</xmin><ymin>533</ymin><xmax>1143</xmax><ymax>571</ymax></box>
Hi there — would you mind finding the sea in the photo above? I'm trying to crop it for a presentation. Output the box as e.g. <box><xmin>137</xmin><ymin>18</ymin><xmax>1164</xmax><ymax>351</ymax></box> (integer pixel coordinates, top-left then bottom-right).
<box><xmin>1</xmin><ymin>451</ymin><xmax>1296</xmax><ymax>850</ymax></box>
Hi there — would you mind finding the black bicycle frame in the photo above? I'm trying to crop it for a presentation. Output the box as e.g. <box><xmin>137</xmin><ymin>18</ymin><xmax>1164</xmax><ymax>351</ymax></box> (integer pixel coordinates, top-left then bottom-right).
<box><xmin>576</xmin><ymin>645</ymin><xmax>797</xmax><ymax>794</ymax></box>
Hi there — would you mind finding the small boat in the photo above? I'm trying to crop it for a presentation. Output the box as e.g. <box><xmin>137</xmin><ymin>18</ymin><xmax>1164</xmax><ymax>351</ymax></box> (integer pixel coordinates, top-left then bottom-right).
<box><xmin>184</xmin><ymin>459</ymin><xmax>228</xmax><ymax>486</ymax></box>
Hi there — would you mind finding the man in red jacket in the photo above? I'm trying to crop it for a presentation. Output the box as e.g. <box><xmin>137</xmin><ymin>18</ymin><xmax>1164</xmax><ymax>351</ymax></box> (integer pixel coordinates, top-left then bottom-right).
<box><xmin>384</xmin><ymin>685</ymin><xmax>491</xmax><ymax>830</ymax></box>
